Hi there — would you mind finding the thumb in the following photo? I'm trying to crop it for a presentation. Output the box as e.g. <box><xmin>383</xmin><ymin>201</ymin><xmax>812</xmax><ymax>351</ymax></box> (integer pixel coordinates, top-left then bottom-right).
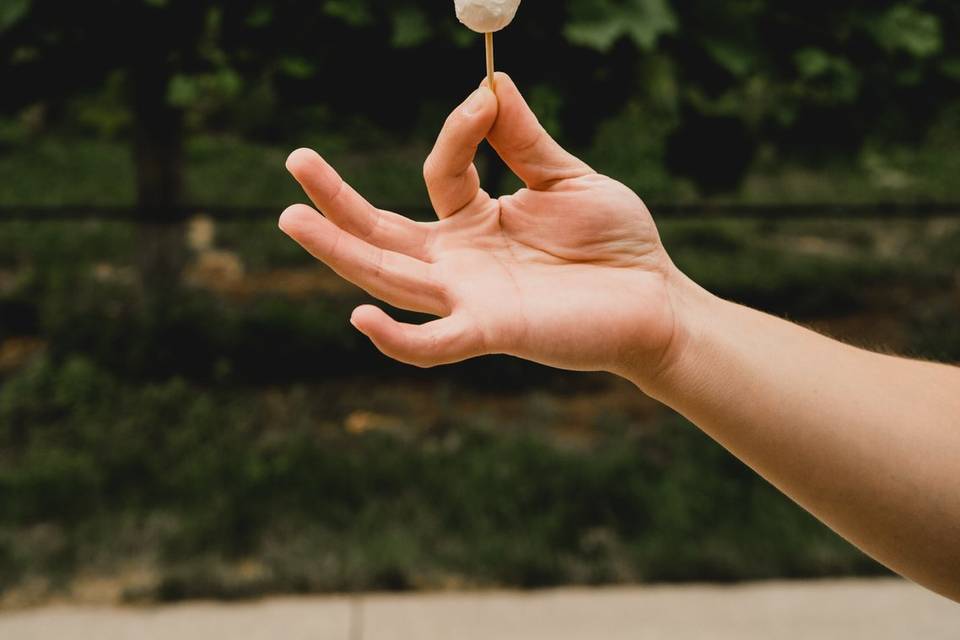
<box><xmin>484</xmin><ymin>72</ymin><xmax>592</xmax><ymax>189</ymax></box>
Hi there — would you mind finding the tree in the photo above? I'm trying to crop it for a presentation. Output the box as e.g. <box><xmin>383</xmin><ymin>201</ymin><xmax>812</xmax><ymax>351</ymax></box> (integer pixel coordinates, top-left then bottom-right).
<box><xmin>0</xmin><ymin>1</ymin><xmax>221</xmax><ymax>211</ymax></box>
<box><xmin>2</xmin><ymin>0</ymin><xmax>958</xmax><ymax>203</ymax></box>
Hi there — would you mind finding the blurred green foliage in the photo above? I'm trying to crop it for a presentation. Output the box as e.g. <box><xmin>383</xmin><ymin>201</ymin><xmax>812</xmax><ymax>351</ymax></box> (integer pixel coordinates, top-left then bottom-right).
<box><xmin>1</xmin><ymin>211</ymin><xmax>958</xmax><ymax>604</ymax></box>
<box><xmin>565</xmin><ymin>0</ymin><xmax>677</xmax><ymax>51</ymax></box>
<box><xmin>0</xmin><ymin>355</ymin><xmax>885</xmax><ymax>598</ymax></box>
<box><xmin>1</xmin><ymin>0</ymin><xmax>959</xmax><ymax>603</ymax></box>
<box><xmin>1</xmin><ymin>0</ymin><xmax>959</xmax><ymax>200</ymax></box>
<box><xmin>1</xmin><ymin>213</ymin><xmax>956</xmax><ymax>600</ymax></box>
<box><xmin>1</xmin><ymin>216</ymin><xmax>955</xmax><ymax>384</ymax></box>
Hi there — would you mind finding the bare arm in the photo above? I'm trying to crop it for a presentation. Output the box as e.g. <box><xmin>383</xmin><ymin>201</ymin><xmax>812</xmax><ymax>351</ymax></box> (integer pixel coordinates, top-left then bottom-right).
<box><xmin>643</xmin><ymin>273</ymin><xmax>960</xmax><ymax>600</ymax></box>
<box><xmin>279</xmin><ymin>73</ymin><xmax>960</xmax><ymax>601</ymax></box>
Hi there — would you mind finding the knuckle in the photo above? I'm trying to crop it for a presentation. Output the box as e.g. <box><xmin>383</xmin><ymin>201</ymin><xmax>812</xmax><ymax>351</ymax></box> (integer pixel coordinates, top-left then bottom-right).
<box><xmin>435</xmin><ymin>281</ymin><xmax>454</xmax><ymax>311</ymax></box>
<box><xmin>408</xmin><ymin>342</ymin><xmax>439</xmax><ymax>368</ymax></box>
<box><xmin>422</xmin><ymin>154</ymin><xmax>439</xmax><ymax>183</ymax></box>
<box><xmin>442</xmin><ymin>110</ymin><xmax>461</xmax><ymax>133</ymax></box>
<box><xmin>425</xmin><ymin>328</ymin><xmax>444</xmax><ymax>354</ymax></box>
<box><xmin>412</xmin><ymin>357</ymin><xmax>437</xmax><ymax>369</ymax></box>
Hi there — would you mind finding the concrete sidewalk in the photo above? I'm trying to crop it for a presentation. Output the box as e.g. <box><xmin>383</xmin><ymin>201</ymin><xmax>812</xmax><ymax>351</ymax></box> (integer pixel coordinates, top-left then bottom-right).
<box><xmin>1</xmin><ymin>579</ymin><xmax>957</xmax><ymax>639</ymax></box>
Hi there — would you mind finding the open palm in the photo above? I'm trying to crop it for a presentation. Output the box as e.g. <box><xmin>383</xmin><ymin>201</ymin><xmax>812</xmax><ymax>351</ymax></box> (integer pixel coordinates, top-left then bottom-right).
<box><xmin>281</xmin><ymin>74</ymin><xmax>679</xmax><ymax>376</ymax></box>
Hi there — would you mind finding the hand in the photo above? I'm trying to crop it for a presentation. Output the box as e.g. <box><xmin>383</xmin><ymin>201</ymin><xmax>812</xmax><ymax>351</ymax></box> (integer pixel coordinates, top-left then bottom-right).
<box><xmin>280</xmin><ymin>73</ymin><xmax>683</xmax><ymax>382</ymax></box>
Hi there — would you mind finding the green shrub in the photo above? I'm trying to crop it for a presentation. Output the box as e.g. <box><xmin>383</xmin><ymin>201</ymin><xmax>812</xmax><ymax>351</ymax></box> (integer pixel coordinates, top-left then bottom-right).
<box><xmin>0</xmin><ymin>357</ymin><xmax>882</xmax><ymax>600</ymax></box>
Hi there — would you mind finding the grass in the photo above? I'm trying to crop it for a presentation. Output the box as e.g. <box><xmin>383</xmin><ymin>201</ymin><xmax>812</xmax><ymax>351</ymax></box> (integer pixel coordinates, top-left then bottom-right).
<box><xmin>0</xmin><ymin>136</ymin><xmax>135</xmax><ymax>207</ymax></box>
<box><xmin>0</xmin><ymin>132</ymin><xmax>431</xmax><ymax>210</ymax></box>
<box><xmin>2</xmin><ymin>113</ymin><xmax>960</xmax><ymax>210</ymax></box>
<box><xmin>1</xmin><ymin>215</ymin><xmax>956</xmax><ymax>389</ymax></box>
<box><xmin>0</xmin><ymin>228</ymin><xmax>953</xmax><ymax>603</ymax></box>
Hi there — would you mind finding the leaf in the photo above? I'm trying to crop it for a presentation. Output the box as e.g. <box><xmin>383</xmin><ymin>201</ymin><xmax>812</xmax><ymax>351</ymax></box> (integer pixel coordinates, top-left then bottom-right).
<box><xmin>940</xmin><ymin>58</ymin><xmax>960</xmax><ymax>81</ymax></box>
<box><xmin>245</xmin><ymin>5</ymin><xmax>273</xmax><ymax>28</ymax></box>
<box><xmin>168</xmin><ymin>74</ymin><xmax>200</xmax><ymax>107</ymax></box>
<box><xmin>323</xmin><ymin>0</ymin><xmax>372</xmax><ymax>27</ymax></box>
<box><xmin>0</xmin><ymin>0</ymin><xmax>31</xmax><ymax>33</ymax></box>
<box><xmin>167</xmin><ymin>70</ymin><xmax>243</xmax><ymax>109</ymax></box>
<box><xmin>794</xmin><ymin>49</ymin><xmax>833</xmax><ymax>78</ymax></box>
<box><xmin>391</xmin><ymin>7</ymin><xmax>430</xmax><ymax>49</ymax></box>
<box><xmin>867</xmin><ymin>5</ymin><xmax>942</xmax><ymax>58</ymax></box>
<box><xmin>278</xmin><ymin>57</ymin><xmax>315</xmax><ymax>79</ymax></box>
<box><xmin>702</xmin><ymin>38</ymin><xmax>756</xmax><ymax>78</ymax></box>
<box><xmin>793</xmin><ymin>48</ymin><xmax>861</xmax><ymax>103</ymax></box>
<box><xmin>565</xmin><ymin>0</ymin><xmax>677</xmax><ymax>52</ymax></box>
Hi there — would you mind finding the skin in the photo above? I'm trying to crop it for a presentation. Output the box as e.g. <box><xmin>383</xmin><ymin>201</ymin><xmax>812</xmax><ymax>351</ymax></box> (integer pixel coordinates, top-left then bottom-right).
<box><xmin>280</xmin><ymin>73</ymin><xmax>960</xmax><ymax>602</ymax></box>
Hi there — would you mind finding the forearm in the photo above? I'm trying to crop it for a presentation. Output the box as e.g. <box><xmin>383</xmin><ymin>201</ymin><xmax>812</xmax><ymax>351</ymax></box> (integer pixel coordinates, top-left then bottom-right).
<box><xmin>635</xmin><ymin>269</ymin><xmax>960</xmax><ymax>600</ymax></box>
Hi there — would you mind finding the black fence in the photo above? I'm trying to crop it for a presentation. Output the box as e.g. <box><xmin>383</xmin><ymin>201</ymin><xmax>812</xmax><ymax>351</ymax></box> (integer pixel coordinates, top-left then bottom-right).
<box><xmin>2</xmin><ymin>202</ymin><xmax>960</xmax><ymax>223</ymax></box>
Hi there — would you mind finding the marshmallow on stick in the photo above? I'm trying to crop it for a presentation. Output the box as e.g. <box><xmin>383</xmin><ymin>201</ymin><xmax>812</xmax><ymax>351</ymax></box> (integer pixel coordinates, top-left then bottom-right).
<box><xmin>454</xmin><ymin>0</ymin><xmax>521</xmax><ymax>90</ymax></box>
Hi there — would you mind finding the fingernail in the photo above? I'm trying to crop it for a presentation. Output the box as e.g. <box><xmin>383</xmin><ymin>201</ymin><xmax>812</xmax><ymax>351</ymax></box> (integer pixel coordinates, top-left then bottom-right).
<box><xmin>278</xmin><ymin>206</ymin><xmax>296</xmax><ymax>233</ymax></box>
<box><xmin>463</xmin><ymin>88</ymin><xmax>488</xmax><ymax>116</ymax></box>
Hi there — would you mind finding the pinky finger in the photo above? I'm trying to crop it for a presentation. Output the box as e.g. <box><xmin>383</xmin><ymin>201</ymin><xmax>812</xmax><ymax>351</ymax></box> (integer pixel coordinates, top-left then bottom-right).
<box><xmin>350</xmin><ymin>305</ymin><xmax>485</xmax><ymax>368</ymax></box>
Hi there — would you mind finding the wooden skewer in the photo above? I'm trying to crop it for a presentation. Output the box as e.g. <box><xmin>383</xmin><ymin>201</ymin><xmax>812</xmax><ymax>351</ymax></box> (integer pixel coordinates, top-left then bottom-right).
<box><xmin>485</xmin><ymin>32</ymin><xmax>495</xmax><ymax>91</ymax></box>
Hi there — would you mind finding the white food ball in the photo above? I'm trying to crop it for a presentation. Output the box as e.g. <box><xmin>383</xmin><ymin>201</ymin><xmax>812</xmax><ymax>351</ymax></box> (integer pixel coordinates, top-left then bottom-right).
<box><xmin>454</xmin><ymin>0</ymin><xmax>521</xmax><ymax>33</ymax></box>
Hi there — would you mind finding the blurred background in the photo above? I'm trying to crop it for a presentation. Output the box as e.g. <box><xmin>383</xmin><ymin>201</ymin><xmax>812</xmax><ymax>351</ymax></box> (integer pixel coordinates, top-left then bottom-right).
<box><xmin>1</xmin><ymin>0</ymin><xmax>959</xmax><ymax>607</ymax></box>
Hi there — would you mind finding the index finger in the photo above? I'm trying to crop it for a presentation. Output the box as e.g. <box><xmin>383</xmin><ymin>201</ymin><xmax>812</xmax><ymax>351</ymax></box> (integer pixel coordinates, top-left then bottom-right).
<box><xmin>423</xmin><ymin>85</ymin><xmax>499</xmax><ymax>218</ymax></box>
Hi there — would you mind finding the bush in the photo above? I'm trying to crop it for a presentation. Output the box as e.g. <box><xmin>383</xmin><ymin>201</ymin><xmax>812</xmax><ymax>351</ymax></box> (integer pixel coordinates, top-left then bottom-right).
<box><xmin>0</xmin><ymin>356</ymin><xmax>882</xmax><ymax>601</ymax></box>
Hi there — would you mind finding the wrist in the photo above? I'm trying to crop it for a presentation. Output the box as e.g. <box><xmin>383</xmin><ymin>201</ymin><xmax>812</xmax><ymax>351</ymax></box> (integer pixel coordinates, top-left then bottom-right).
<box><xmin>616</xmin><ymin>264</ymin><xmax>723</xmax><ymax>400</ymax></box>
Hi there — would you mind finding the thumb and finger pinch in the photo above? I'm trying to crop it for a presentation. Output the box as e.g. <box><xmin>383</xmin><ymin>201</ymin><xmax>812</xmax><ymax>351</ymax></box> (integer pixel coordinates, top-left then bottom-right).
<box><xmin>424</xmin><ymin>83</ymin><xmax>499</xmax><ymax>218</ymax></box>
<box><xmin>425</xmin><ymin>72</ymin><xmax>593</xmax><ymax>217</ymax></box>
<box><xmin>284</xmin><ymin>74</ymin><xmax>581</xmax><ymax>367</ymax></box>
<box><xmin>483</xmin><ymin>72</ymin><xmax>593</xmax><ymax>190</ymax></box>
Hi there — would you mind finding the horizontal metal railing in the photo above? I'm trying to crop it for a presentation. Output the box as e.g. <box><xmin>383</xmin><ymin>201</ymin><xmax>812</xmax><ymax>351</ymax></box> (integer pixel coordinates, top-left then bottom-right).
<box><xmin>1</xmin><ymin>202</ymin><xmax>960</xmax><ymax>222</ymax></box>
